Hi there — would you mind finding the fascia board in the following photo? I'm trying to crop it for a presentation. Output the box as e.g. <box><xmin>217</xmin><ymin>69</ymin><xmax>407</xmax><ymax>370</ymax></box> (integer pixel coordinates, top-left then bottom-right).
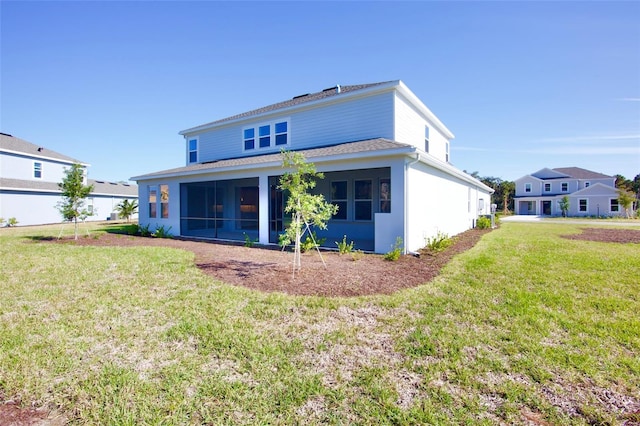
<box><xmin>395</xmin><ymin>81</ymin><xmax>455</xmax><ymax>140</ymax></box>
<box><xmin>179</xmin><ymin>81</ymin><xmax>401</xmax><ymax>137</ymax></box>
<box><xmin>0</xmin><ymin>148</ymin><xmax>89</xmax><ymax>167</ymax></box>
<box><xmin>515</xmin><ymin>175</ymin><xmax>543</xmax><ymax>183</ymax></box>
<box><xmin>416</xmin><ymin>152</ymin><xmax>494</xmax><ymax>193</ymax></box>
<box><xmin>132</xmin><ymin>146</ymin><xmax>415</xmax><ymax>182</ymax></box>
<box><xmin>0</xmin><ymin>186</ymin><xmax>61</xmax><ymax>194</ymax></box>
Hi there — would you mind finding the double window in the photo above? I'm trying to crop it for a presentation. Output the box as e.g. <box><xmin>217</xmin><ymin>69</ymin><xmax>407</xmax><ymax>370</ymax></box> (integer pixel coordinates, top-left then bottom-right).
<box><xmin>331</xmin><ymin>181</ymin><xmax>348</xmax><ymax>220</ymax></box>
<box><xmin>610</xmin><ymin>199</ymin><xmax>619</xmax><ymax>212</ymax></box>
<box><xmin>33</xmin><ymin>162</ymin><xmax>42</xmax><ymax>179</ymax></box>
<box><xmin>579</xmin><ymin>199</ymin><xmax>588</xmax><ymax>212</ymax></box>
<box><xmin>244</xmin><ymin>120</ymin><xmax>289</xmax><ymax>152</ymax></box>
<box><xmin>188</xmin><ymin>138</ymin><xmax>198</xmax><ymax>163</ymax></box>
<box><xmin>149</xmin><ymin>185</ymin><xmax>170</xmax><ymax>219</ymax></box>
<box><xmin>544</xmin><ymin>183</ymin><xmax>551</xmax><ymax>192</ymax></box>
<box><xmin>561</xmin><ymin>182</ymin><xmax>568</xmax><ymax>192</ymax></box>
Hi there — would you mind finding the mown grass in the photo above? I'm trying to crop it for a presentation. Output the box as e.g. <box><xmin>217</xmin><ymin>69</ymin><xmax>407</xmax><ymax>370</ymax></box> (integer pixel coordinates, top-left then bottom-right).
<box><xmin>0</xmin><ymin>222</ymin><xmax>638</xmax><ymax>425</ymax></box>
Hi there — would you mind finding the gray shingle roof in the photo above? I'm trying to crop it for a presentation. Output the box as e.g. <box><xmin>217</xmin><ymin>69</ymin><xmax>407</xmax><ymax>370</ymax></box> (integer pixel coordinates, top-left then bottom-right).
<box><xmin>180</xmin><ymin>82</ymin><xmax>394</xmax><ymax>133</ymax></box>
<box><xmin>0</xmin><ymin>177</ymin><xmax>138</xmax><ymax>197</ymax></box>
<box><xmin>552</xmin><ymin>167</ymin><xmax>613</xmax><ymax>179</ymax></box>
<box><xmin>0</xmin><ymin>133</ymin><xmax>83</xmax><ymax>164</ymax></box>
<box><xmin>133</xmin><ymin>138</ymin><xmax>414</xmax><ymax>180</ymax></box>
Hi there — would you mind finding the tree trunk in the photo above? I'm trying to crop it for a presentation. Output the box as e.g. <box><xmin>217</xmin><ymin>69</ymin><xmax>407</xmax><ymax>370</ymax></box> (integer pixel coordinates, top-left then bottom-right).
<box><xmin>74</xmin><ymin>217</ymin><xmax>79</xmax><ymax>240</ymax></box>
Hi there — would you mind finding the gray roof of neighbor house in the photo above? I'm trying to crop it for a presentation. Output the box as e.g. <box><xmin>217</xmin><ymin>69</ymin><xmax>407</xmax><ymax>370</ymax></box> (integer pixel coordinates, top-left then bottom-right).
<box><xmin>552</xmin><ymin>167</ymin><xmax>613</xmax><ymax>180</ymax></box>
<box><xmin>0</xmin><ymin>133</ymin><xmax>84</xmax><ymax>164</ymax></box>
<box><xmin>0</xmin><ymin>177</ymin><xmax>138</xmax><ymax>197</ymax></box>
<box><xmin>133</xmin><ymin>138</ymin><xmax>414</xmax><ymax>180</ymax></box>
<box><xmin>180</xmin><ymin>82</ymin><xmax>393</xmax><ymax>134</ymax></box>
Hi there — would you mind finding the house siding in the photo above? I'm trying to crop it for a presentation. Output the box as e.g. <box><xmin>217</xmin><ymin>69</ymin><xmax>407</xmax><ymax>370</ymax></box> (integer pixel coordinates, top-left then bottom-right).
<box><xmin>393</xmin><ymin>92</ymin><xmax>449</xmax><ymax>162</ymax></box>
<box><xmin>1</xmin><ymin>151</ymin><xmax>73</xmax><ymax>183</ymax></box>
<box><xmin>184</xmin><ymin>92</ymin><xmax>395</xmax><ymax>164</ymax></box>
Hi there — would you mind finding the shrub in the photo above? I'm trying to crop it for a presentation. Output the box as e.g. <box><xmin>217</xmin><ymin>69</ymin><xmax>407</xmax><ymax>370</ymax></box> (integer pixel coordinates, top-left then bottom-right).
<box><xmin>335</xmin><ymin>235</ymin><xmax>355</xmax><ymax>255</ymax></box>
<box><xmin>138</xmin><ymin>224</ymin><xmax>152</xmax><ymax>237</ymax></box>
<box><xmin>243</xmin><ymin>233</ymin><xmax>258</xmax><ymax>248</ymax></box>
<box><xmin>476</xmin><ymin>216</ymin><xmax>492</xmax><ymax>229</ymax></box>
<box><xmin>300</xmin><ymin>231</ymin><xmax>325</xmax><ymax>253</ymax></box>
<box><xmin>351</xmin><ymin>250</ymin><xmax>364</xmax><ymax>262</ymax></box>
<box><xmin>384</xmin><ymin>237</ymin><xmax>403</xmax><ymax>261</ymax></box>
<box><xmin>7</xmin><ymin>217</ymin><xmax>18</xmax><ymax>227</ymax></box>
<box><xmin>424</xmin><ymin>231</ymin><xmax>453</xmax><ymax>252</ymax></box>
<box><xmin>152</xmin><ymin>225</ymin><xmax>172</xmax><ymax>239</ymax></box>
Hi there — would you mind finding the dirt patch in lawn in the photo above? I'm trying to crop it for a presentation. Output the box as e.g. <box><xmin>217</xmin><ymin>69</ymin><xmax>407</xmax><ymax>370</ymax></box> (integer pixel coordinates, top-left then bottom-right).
<box><xmin>43</xmin><ymin>228</ymin><xmax>490</xmax><ymax>297</ymax></box>
<box><xmin>562</xmin><ymin>227</ymin><xmax>640</xmax><ymax>244</ymax></box>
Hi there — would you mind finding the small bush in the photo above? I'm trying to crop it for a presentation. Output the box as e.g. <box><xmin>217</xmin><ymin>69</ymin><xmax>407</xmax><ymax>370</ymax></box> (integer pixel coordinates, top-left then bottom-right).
<box><xmin>424</xmin><ymin>231</ymin><xmax>453</xmax><ymax>252</ymax></box>
<box><xmin>138</xmin><ymin>224</ymin><xmax>152</xmax><ymax>237</ymax></box>
<box><xmin>243</xmin><ymin>233</ymin><xmax>258</xmax><ymax>248</ymax></box>
<box><xmin>335</xmin><ymin>235</ymin><xmax>355</xmax><ymax>255</ymax></box>
<box><xmin>384</xmin><ymin>237</ymin><xmax>403</xmax><ymax>261</ymax></box>
<box><xmin>476</xmin><ymin>216</ymin><xmax>492</xmax><ymax>229</ymax></box>
<box><xmin>300</xmin><ymin>231</ymin><xmax>325</xmax><ymax>253</ymax></box>
<box><xmin>351</xmin><ymin>250</ymin><xmax>364</xmax><ymax>262</ymax></box>
<box><xmin>152</xmin><ymin>225</ymin><xmax>172</xmax><ymax>239</ymax></box>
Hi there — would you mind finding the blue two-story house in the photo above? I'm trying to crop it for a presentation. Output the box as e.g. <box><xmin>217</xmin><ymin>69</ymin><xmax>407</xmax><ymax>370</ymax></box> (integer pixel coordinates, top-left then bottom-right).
<box><xmin>132</xmin><ymin>81</ymin><xmax>492</xmax><ymax>253</ymax></box>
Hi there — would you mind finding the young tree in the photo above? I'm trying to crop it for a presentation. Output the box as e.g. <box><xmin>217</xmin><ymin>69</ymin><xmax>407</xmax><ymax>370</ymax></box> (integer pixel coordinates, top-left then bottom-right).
<box><xmin>116</xmin><ymin>199</ymin><xmax>138</xmax><ymax>222</ymax></box>
<box><xmin>57</xmin><ymin>163</ymin><xmax>94</xmax><ymax>239</ymax></box>
<box><xmin>279</xmin><ymin>150</ymin><xmax>338</xmax><ymax>274</ymax></box>
<box><xmin>558</xmin><ymin>195</ymin><xmax>570</xmax><ymax>217</ymax></box>
<box><xmin>617</xmin><ymin>189</ymin><xmax>635</xmax><ymax>219</ymax></box>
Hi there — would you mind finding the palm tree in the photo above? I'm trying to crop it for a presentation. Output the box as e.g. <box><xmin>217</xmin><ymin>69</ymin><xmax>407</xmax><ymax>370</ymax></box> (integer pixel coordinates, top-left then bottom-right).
<box><xmin>116</xmin><ymin>199</ymin><xmax>138</xmax><ymax>222</ymax></box>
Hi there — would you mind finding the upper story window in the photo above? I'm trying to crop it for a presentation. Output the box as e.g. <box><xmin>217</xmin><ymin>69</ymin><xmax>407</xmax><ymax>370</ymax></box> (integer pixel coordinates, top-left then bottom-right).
<box><xmin>544</xmin><ymin>183</ymin><xmax>551</xmax><ymax>192</ymax></box>
<box><xmin>585</xmin><ymin>181</ymin><xmax>590</xmax><ymax>188</ymax></box>
<box><xmin>244</xmin><ymin>119</ymin><xmax>289</xmax><ymax>152</ymax></box>
<box><xmin>424</xmin><ymin>126</ymin><xmax>430</xmax><ymax>153</ymax></box>
<box><xmin>33</xmin><ymin>162</ymin><xmax>42</xmax><ymax>179</ymax></box>
<box><xmin>561</xmin><ymin>182</ymin><xmax>568</xmax><ymax>192</ymax></box>
<box><xmin>525</xmin><ymin>183</ymin><xmax>532</xmax><ymax>193</ymax></box>
<box><xmin>445</xmin><ymin>142</ymin><xmax>450</xmax><ymax>162</ymax></box>
<box><xmin>188</xmin><ymin>138</ymin><xmax>198</xmax><ymax>164</ymax></box>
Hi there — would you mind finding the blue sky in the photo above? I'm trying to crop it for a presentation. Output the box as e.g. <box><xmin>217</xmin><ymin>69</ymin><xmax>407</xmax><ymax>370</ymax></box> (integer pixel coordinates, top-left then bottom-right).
<box><xmin>2</xmin><ymin>1</ymin><xmax>639</xmax><ymax>183</ymax></box>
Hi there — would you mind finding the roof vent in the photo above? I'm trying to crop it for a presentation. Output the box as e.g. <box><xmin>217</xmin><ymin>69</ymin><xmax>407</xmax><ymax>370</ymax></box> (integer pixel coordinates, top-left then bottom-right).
<box><xmin>337</xmin><ymin>84</ymin><xmax>341</xmax><ymax>93</ymax></box>
<box><xmin>292</xmin><ymin>93</ymin><xmax>310</xmax><ymax>100</ymax></box>
<box><xmin>37</xmin><ymin>147</ymin><xmax>44</xmax><ymax>152</ymax></box>
<box><xmin>322</xmin><ymin>85</ymin><xmax>342</xmax><ymax>94</ymax></box>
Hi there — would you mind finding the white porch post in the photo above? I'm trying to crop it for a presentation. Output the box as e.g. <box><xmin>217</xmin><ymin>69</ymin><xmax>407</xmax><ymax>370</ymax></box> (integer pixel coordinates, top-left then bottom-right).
<box><xmin>258</xmin><ymin>174</ymin><xmax>269</xmax><ymax>245</ymax></box>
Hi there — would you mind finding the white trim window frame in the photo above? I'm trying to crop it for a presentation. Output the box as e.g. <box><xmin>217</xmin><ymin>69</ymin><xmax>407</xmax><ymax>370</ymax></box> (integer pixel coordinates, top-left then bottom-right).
<box><xmin>243</xmin><ymin>118</ymin><xmax>290</xmax><ymax>153</ymax></box>
<box><xmin>445</xmin><ymin>141</ymin><xmax>450</xmax><ymax>162</ymax></box>
<box><xmin>525</xmin><ymin>183</ymin><xmax>532</xmax><ymax>193</ymax></box>
<box><xmin>33</xmin><ymin>161</ymin><xmax>42</xmax><ymax>179</ymax></box>
<box><xmin>544</xmin><ymin>183</ymin><xmax>551</xmax><ymax>192</ymax></box>
<box><xmin>354</xmin><ymin>179</ymin><xmax>373</xmax><ymax>221</ymax></box>
<box><xmin>579</xmin><ymin>198</ymin><xmax>588</xmax><ymax>213</ymax></box>
<box><xmin>331</xmin><ymin>180</ymin><xmax>348</xmax><ymax>220</ymax></box>
<box><xmin>561</xmin><ymin>182</ymin><xmax>568</xmax><ymax>192</ymax></box>
<box><xmin>424</xmin><ymin>126</ymin><xmax>430</xmax><ymax>153</ymax></box>
<box><xmin>610</xmin><ymin>198</ymin><xmax>619</xmax><ymax>213</ymax></box>
<box><xmin>149</xmin><ymin>185</ymin><xmax>158</xmax><ymax>218</ymax></box>
<box><xmin>187</xmin><ymin>137</ymin><xmax>198</xmax><ymax>164</ymax></box>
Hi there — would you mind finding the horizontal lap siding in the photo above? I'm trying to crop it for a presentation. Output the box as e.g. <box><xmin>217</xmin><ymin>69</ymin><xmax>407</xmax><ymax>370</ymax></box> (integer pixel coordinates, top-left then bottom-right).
<box><xmin>394</xmin><ymin>93</ymin><xmax>450</xmax><ymax>163</ymax></box>
<box><xmin>192</xmin><ymin>92</ymin><xmax>395</xmax><ymax>163</ymax></box>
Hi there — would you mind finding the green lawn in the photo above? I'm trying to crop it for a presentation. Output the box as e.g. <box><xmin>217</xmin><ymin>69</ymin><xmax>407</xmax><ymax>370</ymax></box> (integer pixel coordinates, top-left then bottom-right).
<box><xmin>0</xmin><ymin>222</ymin><xmax>638</xmax><ymax>425</ymax></box>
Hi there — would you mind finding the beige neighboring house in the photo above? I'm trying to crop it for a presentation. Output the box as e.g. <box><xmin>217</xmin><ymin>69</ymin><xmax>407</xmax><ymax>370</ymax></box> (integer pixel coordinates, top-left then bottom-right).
<box><xmin>514</xmin><ymin>167</ymin><xmax>629</xmax><ymax>217</ymax></box>
<box><xmin>0</xmin><ymin>133</ymin><xmax>138</xmax><ymax>226</ymax></box>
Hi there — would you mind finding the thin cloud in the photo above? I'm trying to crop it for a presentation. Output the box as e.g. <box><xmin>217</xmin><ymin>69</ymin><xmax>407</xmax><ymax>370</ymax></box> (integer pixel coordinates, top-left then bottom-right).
<box><xmin>538</xmin><ymin>134</ymin><xmax>640</xmax><ymax>144</ymax></box>
<box><xmin>617</xmin><ymin>98</ymin><xmax>640</xmax><ymax>102</ymax></box>
<box><xmin>524</xmin><ymin>146</ymin><xmax>640</xmax><ymax>155</ymax></box>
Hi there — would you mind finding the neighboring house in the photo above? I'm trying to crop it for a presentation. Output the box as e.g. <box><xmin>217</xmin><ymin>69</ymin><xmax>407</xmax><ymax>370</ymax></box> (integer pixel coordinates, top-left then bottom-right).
<box><xmin>0</xmin><ymin>133</ymin><xmax>138</xmax><ymax>226</ymax></box>
<box><xmin>132</xmin><ymin>80</ymin><xmax>493</xmax><ymax>253</ymax></box>
<box><xmin>514</xmin><ymin>167</ymin><xmax>626</xmax><ymax>217</ymax></box>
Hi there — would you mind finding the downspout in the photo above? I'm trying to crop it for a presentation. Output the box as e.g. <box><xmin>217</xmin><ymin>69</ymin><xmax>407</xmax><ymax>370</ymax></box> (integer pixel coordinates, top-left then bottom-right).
<box><xmin>404</xmin><ymin>152</ymin><xmax>421</xmax><ymax>254</ymax></box>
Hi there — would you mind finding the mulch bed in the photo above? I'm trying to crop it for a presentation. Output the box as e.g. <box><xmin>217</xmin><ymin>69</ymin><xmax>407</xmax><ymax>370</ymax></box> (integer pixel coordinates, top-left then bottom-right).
<box><xmin>45</xmin><ymin>228</ymin><xmax>491</xmax><ymax>297</ymax></box>
<box><xmin>561</xmin><ymin>227</ymin><xmax>640</xmax><ymax>244</ymax></box>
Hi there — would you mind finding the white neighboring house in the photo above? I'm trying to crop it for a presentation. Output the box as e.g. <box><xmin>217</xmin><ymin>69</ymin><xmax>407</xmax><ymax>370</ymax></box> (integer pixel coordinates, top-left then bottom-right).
<box><xmin>514</xmin><ymin>167</ymin><xmax>628</xmax><ymax>217</ymax></box>
<box><xmin>0</xmin><ymin>133</ymin><xmax>138</xmax><ymax>226</ymax></box>
<box><xmin>132</xmin><ymin>80</ymin><xmax>493</xmax><ymax>253</ymax></box>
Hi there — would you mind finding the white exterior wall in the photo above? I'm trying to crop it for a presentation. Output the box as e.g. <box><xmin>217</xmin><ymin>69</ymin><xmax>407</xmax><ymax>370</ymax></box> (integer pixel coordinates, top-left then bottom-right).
<box><xmin>393</xmin><ymin>93</ymin><xmax>450</xmax><ymax>163</ymax></box>
<box><xmin>187</xmin><ymin>92</ymin><xmax>395</xmax><ymax>165</ymax></box>
<box><xmin>405</xmin><ymin>161</ymin><xmax>490</xmax><ymax>253</ymax></box>
<box><xmin>1</xmin><ymin>152</ymin><xmax>76</xmax><ymax>183</ymax></box>
<box><xmin>0</xmin><ymin>191</ymin><xmax>61</xmax><ymax>226</ymax></box>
